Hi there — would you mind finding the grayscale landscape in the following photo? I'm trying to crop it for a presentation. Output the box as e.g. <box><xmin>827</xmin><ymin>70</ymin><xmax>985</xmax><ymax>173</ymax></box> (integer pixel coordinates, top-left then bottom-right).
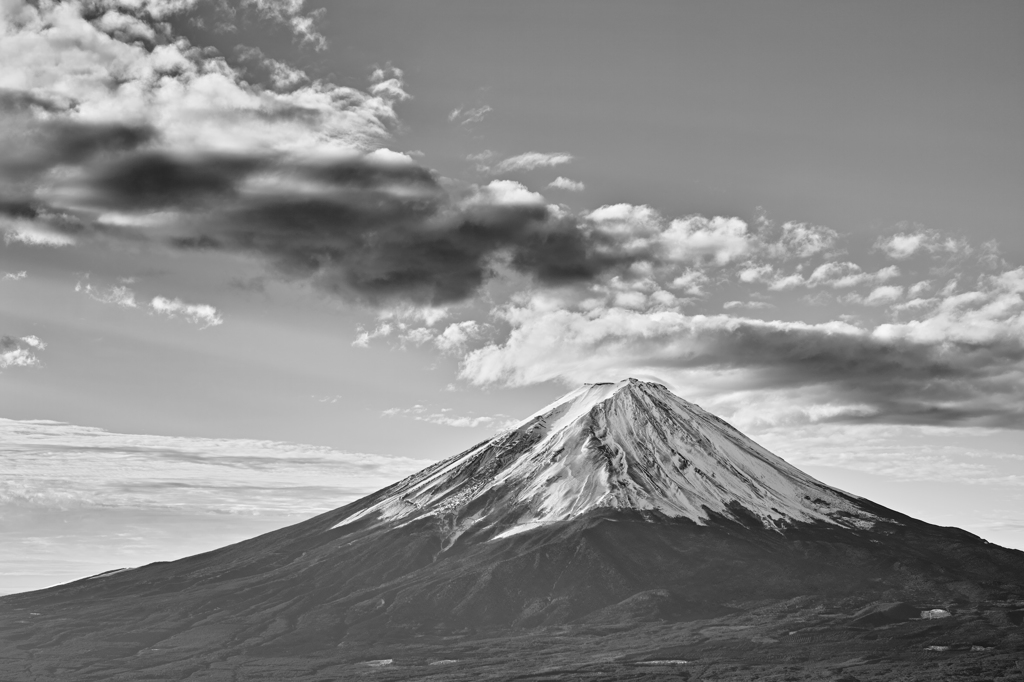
<box><xmin>1</xmin><ymin>1</ymin><xmax>1022</xmax><ymax>681</ymax></box>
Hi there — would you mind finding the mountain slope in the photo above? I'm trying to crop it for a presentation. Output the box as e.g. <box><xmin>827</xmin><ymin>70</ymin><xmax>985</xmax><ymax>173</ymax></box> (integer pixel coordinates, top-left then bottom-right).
<box><xmin>333</xmin><ymin>379</ymin><xmax>876</xmax><ymax>541</ymax></box>
<box><xmin>1</xmin><ymin>380</ymin><xmax>1023</xmax><ymax>681</ymax></box>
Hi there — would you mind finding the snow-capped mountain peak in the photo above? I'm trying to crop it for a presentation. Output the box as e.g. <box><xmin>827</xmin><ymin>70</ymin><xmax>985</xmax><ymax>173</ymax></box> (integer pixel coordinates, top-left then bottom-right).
<box><xmin>333</xmin><ymin>379</ymin><xmax>876</xmax><ymax>538</ymax></box>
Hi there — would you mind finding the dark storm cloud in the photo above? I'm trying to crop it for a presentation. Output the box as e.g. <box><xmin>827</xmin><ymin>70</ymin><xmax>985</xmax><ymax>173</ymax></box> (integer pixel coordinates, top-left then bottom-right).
<box><xmin>688</xmin><ymin>320</ymin><xmax>1024</xmax><ymax>428</ymax></box>
<box><xmin>81</xmin><ymin>152</ymin><xmax>259</xmax><ymax>210</ymax></box>
<box><xmin>24</xmin><ymin>147</ymin><xmax>646</xmax><ymax>305</ymax></box>
<box><xmin>0</xmin><ymin>91</ymin><xmax>156</xmax><ymax>178</ymax></box>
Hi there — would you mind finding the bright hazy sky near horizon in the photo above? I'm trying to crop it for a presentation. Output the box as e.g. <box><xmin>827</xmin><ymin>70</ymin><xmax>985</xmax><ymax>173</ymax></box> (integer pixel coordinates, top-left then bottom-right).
<box><xmin>1</xmin><ymin>0</ymin><xmax>1022</xmax><ymax>594</ymax></box>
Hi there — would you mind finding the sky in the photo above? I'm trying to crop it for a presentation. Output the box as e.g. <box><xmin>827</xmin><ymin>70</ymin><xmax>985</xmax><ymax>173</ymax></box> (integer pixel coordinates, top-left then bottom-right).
<box><xmin>1</xmin><ymin>0</ymin><xmax>1022</xmax><ymax>593</ymax></box>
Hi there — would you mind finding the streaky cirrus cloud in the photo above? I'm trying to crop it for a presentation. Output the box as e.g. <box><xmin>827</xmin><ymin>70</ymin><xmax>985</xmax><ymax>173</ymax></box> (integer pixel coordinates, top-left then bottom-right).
<box><xmin>448</xmin><ymin>105</ymin><xmax>492</xmax><ymax>125</ymax></box>
<box><xmin>381</xmin><ymin>405</ymin><xmax>515</xmax><ymax>429</ymax></box>
<box><xmin>0</xmin><ymin>416</ymin><xmax>427</xmax><ymax>592</ymax></box>
<box><xmin>0</xmin><ymin>416</ymin><xmax>424</xmax><ymax>516</ymax></box>
<box><xmin>494</xmin><ymin>151</ymin><xmax>574</xmax><ymax>173</ymax></box>
<box><xmin>76</xmin><ymin>280</ymin><xmax>138</xmax><ymax>308</ymax></box>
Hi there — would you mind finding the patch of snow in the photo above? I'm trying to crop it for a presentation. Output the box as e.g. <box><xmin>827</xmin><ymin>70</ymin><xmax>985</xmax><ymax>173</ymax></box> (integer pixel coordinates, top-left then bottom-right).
<box><xmin>925</xmin><ymin>645</ymin><xmax>950</xmax><ymax>652</ymax></box>
<box><xmin>921</xmin><ymin>609</ymin><xmax>952</xmax><ymax>619</ymax></box>
<box><xmin>428</xmin><ymin>659</ymin><xmax>459</xmax><ymax>665</ymax></box>
<box><xmin>362</xmin><ymin>659</ymin><xmax>393</xmax><ymax>667</ymax></box>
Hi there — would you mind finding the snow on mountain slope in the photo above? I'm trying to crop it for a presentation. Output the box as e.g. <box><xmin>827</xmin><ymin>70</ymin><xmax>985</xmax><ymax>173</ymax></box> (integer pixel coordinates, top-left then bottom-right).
<box><xmin>332</xmin><ymin>379</ymin><xmax>877</xmax><ymax>539</ymax></box>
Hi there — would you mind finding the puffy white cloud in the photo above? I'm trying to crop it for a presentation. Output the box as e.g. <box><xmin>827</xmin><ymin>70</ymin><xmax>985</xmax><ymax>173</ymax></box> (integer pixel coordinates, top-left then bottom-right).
<box><xmin>738</xmin><ymin>263</ymin><xmax>773</xmax><ymax>283</ymax></box>
<box><xmin>466</xmin><ymin>179</ymin><xmax>546</xmax><ymax>206</ymax></box>
<box><xmin>760</xmin><ymin>221</ymin><xmax>840</xmax><ymax>260</ymax></box>
<box><xmin>2</xmin><ymin>271</ymin><xmax>27</xmax><ymax>281</ymax></box>
<box><xmin>548</xmin><ymin>176</ymin><xmax>585</xmax><ymax>191</ymax></box>
<box><xmin>877</xmin><ymin>231</ymin><xmax>929</xmax><ymax>259</ymax></box>
<box><xmin>864</xmin><ymin>285</ymin><xmax>904</xmax><ymax>306</ymax></box>
<box><xmin>435</xmin><ymin>320</ymin><xmax>485</xmax><ymax>354</ymax></box>
<box><xmin>0</xmin><ymin>0</ymin><xmax>405</xmax><ymax>158</ymax></box>
<box><xmin>661</xmin><ymin>216</ymin><xmax>751</xmax><ymax>265</ymax></box>
<box><xmin>494</xmin><ymin>151</ymin><xmax>573</xmax><ymax>173</ymax></box>
<box><xmin>150</xmin><ymin>296</ymin><xmax>223</xmax><ymax>327</ymax></box>
<box><xmin>875</xmin><ymin>226</ymin><xmax>971</xmax><ymax>260</ymax></box>
<box><xmin>669</xmin><ymin>270</ymin><xmax>709</xmax><ymax>296</ymax></box>
<box><xmin>0</xmin><ymin>335</ymin><xmax>46</xmax><ymax>369</ymax></box>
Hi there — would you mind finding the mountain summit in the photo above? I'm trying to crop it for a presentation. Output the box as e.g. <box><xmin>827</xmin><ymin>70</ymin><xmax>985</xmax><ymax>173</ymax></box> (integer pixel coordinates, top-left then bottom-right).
<box><xmin>2</xmin><ymin>381</ymin><xmax>1023</xmax><ymax>681</ymax></box>
<box><xmin>335</xmin><ymin>379</ymin><xmax>874</xmax><ymax>540</ymax></box>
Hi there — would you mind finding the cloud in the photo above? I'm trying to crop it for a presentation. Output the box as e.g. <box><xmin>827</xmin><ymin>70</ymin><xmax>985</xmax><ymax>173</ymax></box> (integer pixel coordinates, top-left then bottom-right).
<box><xmin>768</xmin><ymin>262</ymin><xmax>900</xmax><ymax>290</ymax></box>
<box><xmin>662</xmin><ymin>216</ymin><xmax>752</xmax><ymax>265</ymax></box>
<box><xmin>0</xmin><ymin>0</ymin><xmax>408</xmax><ymax>255</ymax></box>
<box><xmin>863</xmin><ymin>285</ymin><xmax>904</xmax><ymax>306</ymax></box>
<box><xmin>460</xmin><ymin>267</ymin><xmax>1024</xmax><ymax>429</ymax></box>
<box><xmin>738</xmin><ymin>264</ymin><xmax>773</xmax><ymax>283</ymax></box>
<box><xmin>435</xmin><ymin>320</ymin><xmax>486</xmax><ymax>354</ymax></box>
<box><xmin>76</xmin><ymin>280</ymin><xmax>138</xmax><ymax>308</ymax></box>
<box><xmin>0</xmin><ymin>417</ymin><xmax>424</xmax><ymax>516</ymax></box>
<box><xmin>875</xmin><ymin>226</ymin><xmax>971</xmax><ymax>260</ymax></box>
<box><xmin>2</xmin><ymin>271</ymin><xmax>26</xmax><ymax>281</ymax></box>
<box><xmin>669</xmin><ymin>270</ymin><xmax>709</xmax><ymax>296</ymax></box>
<box><xmin>150</xmin><ymin>296</ymin><xmax>223</xmax><ymax>328</ymax></box>
<box><xmin>235</xmin><ymin>45</ymin><xmax>309</xmax><ymax>91</ymax></box>
<box><xmin>548</xmin><ymin>176</ymin><xmax>585</xmax><ymax>192</ymax></box>
<box><xmin>494</xmin><ymin>152</ymin><xmax>573</xmax><ymax>173</ymax></box>
<box><xmin>0</xmin><ymin>335</ymin><xmax>45</xmax><ymax>369</ymax></box>
<box><xmin>381</xmin><ymin>405</ymin><xmax>514</xmax><ymax>429</ymax></box>
<box><xmin>1</xmin><ymin>215</ymin><xmax>76</xmax><ymax>247</ymax></box>
<box><xmin>759</xmin><ymin>221</ymin><xmax>840</xmax><ymax>260</ymax></box>
<box><xmin>723</xmin><ymin>300</ymin><xmax>772</xmax><ymax>310</ymax></box>
<box><xmin>448</xmin><ymin>105</ymin><xmax>492</xmax><ymax>125</ymax></box>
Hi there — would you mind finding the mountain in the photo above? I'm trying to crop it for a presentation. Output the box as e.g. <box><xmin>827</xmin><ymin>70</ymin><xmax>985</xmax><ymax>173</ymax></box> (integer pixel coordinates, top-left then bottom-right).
<box><xmin>1</xmin><ymin>379</ymin><xmax>1022</xmax><ymax>681</ymax></box>
<box><xmin>333</xmin><ymin>379</ymin><xmax>877</xmax><ymax>541</ymax></box>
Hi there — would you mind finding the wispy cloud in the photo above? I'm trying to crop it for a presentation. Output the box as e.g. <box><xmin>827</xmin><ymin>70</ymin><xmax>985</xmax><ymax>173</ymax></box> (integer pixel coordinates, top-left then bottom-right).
<box><xmin>495</xmin><ymin>151</ymin><xmax>574</xmax><ymax>173</ymax></box>
<box><xmin>76</xmin><ymin>280</ymin><xmax>138</xmax><ymax>308</ymax></box>
<box><xmin>381</xmin><ymin>405</ymin><xmax>515</xmax><ymax>429</ymax></box>
<box><xmin>448</xmin><ymin>105</ymin><xmax>492</xmax><ymax>125</ymax></box>
<box><xmin>1</xmin><ymin>271</ymin><xmax>27</xmax><ymax>281</ymax></box>
<box><xmin>0</xmin><ymin>417</ymin><xmax>427</xmax><ymax>593</ymax></box>
<box><xmin>75</xmin><ymin>280</ymin><xmax>222</xmax><ymax>327</ymax></box>
<box><xmin>0</xmin><ymin>417</ymin><xmax>424</xmax><ymax>516</ymax></box>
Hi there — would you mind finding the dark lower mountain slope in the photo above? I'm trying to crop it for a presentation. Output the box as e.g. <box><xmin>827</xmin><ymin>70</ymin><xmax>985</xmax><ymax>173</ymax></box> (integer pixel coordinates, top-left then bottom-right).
<box><xmin>1</xmin><ymin>500</ymin><xmax>1022</xmax><ymax>680</ymax></box>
